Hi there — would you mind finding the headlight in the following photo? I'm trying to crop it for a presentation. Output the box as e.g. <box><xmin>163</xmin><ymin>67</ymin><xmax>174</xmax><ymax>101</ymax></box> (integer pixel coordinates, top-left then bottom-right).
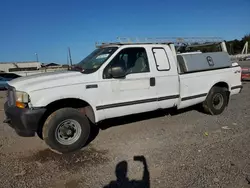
<box><xmin>15</xmin><ymin>91</ymin><xmax>30</xmax><ymax>108</ymax></box>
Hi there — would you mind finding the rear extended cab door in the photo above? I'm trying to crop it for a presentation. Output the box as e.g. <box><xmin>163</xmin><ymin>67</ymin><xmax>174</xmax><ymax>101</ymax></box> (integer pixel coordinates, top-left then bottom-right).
<box><xmin>150</xmin><ymin>45</ymin><xmax>180</xmax><ymax>109</ymax></box>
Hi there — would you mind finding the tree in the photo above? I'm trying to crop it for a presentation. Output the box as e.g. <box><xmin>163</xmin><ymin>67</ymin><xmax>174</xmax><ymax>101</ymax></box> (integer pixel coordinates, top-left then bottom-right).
<box><xmin>242</xmin><ymin>33</ymin><xmax>250</xmax><ymax>42</ymax></box>
<box><xmin>176</xmin><ymin>33</ymin><xmax>250</xmax><ymax>54</ymax></box>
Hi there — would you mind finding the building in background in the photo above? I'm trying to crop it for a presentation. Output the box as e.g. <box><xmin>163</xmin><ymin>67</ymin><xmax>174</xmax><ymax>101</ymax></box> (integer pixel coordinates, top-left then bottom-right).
<box><xmin>0</xmin><ymin>61</ymin><xmax>69</xmax><ymax>76</ymax></box>
<box><xmin>0</xmin><ymin>61</ymin><xmax>41</xmax><ymax>72</ymax></box>
<box><xmin>41</xmin><ymin>63</ymin><xmax>69</xmax><ymax>69</ymax></box>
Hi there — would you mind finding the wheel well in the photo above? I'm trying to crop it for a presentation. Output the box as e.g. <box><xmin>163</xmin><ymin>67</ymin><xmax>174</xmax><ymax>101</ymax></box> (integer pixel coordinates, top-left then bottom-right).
<box><xmin>213</xmin><ymin>82</ymin><xmax>229</xmax><ymax>90</ymax></box>
<box><xmin>212</xmin><ymin>82</ymin><xmax>230</xmax><ymax>105</ymax></box>
<box><xmin>37</xmin><ymin>98</ymin><xmax>95</xmax><ymax>138</ymax></box>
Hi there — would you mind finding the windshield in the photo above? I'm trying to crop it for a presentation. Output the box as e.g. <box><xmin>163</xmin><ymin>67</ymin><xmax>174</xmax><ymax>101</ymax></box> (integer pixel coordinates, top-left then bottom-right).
<box><xmin>76</xmin><ymin>47</ymin><xmax>118</xmax><ymax>73</ymax></box>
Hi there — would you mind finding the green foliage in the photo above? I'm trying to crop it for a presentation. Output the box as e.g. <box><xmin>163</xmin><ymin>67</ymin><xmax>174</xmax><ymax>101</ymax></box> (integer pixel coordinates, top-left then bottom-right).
<box><xmin>242</xmin><ymin>34</ymin><xmax>250</xmax><ymax>42</ymax></box>
<box><xmin>225</xmin><ymin>34</ymin><xmax>250</xmax><ymax>55</ymax></box>
<box><xmin>226</xmin><ymin>39</ymin><xmax>245</xmax><ymax>54</ymax></box>
<box><xmin>182</xmin><ymin>33</ymin><xmax>249</xmax><ymax>55</ymax></box>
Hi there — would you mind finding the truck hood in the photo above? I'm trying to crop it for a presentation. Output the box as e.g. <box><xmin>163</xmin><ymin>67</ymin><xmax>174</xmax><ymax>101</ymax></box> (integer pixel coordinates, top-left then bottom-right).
<box><xmin>8</xmin><ymin>71</ymin><xmax>90</xmax><ymax>92</ymax></box>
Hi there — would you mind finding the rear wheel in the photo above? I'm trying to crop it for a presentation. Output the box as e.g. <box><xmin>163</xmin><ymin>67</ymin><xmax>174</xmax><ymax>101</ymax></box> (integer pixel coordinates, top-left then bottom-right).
<box><xmin>202</xmin><ymin>86</ymin><xmax>229</xmax><ymax>115</ymax></box>
<box><xmin>42</xmin><ymin>108</ymin><xmax>90</xmax><ymax>154</ymax></box>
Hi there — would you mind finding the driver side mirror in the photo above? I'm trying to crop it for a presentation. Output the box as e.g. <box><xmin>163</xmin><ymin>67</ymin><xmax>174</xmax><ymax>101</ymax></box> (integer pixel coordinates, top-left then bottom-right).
<box><xmin>110</xmin><ymin>65</ymin><xmax>126</xmax><ymax>78</ymax></box>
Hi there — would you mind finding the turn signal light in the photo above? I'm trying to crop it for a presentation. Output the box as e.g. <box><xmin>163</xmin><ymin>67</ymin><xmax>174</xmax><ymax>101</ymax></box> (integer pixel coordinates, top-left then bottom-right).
<box><xmin>16</xmin><ymin>101</ymin><xmax>26</xmax><ymax>109</ymax></box>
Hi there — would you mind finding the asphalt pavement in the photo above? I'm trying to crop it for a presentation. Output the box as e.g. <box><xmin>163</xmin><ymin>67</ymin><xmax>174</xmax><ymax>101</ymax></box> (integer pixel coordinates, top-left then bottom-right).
<box><xmin>0</xmin><ymin>82</ymin><xmax>250</xmax><ymax>188</ymax></box>
<box><xmin>238</xmin><ymin>60</ymin><xmax>250</xmax><ymax>68</ymax></box>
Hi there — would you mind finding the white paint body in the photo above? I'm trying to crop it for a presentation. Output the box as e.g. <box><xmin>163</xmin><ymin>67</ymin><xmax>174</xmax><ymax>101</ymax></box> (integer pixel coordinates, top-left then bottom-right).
<box><xmin>8</xmin><ymin>44</ymin><xmax>242</xmax><ymax>123</ymax></box>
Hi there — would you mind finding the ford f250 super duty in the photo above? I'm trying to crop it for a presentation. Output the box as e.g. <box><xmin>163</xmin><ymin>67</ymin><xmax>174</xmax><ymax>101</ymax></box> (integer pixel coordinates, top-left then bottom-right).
<box><xmin>3</xmin><ymin>38</ymin><xmax>243</xmax><ymax>153</ymax></box>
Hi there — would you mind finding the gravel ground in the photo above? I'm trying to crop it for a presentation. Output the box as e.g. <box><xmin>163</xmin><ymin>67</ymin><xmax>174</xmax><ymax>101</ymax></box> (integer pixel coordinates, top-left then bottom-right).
<box><xmin>0</xmin><ymin>82</ymin><xmax>250</xmax><ymax>188</ymax></box>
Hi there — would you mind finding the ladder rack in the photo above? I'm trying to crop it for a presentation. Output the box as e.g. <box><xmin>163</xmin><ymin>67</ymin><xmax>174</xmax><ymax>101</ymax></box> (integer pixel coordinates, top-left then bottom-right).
<box><xmin>95</xmin><ymin>36</ymin><xmax>224</xmax><ymax>48</ymax></box>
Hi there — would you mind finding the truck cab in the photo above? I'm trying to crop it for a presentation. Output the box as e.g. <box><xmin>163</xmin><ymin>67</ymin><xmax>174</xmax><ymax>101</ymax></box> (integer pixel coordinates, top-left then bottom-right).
<box><xmin>4</xmin><ymin>38</ymin><xmax>243</xmax><ymax>154</ymax></box>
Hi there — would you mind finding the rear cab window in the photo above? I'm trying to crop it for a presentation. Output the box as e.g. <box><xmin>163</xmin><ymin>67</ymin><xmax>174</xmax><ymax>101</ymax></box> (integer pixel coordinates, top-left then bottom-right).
<box><xmin>152</xmin><ymin>48</ymin><xmax>171</xmax><ymax>71</ymax></box>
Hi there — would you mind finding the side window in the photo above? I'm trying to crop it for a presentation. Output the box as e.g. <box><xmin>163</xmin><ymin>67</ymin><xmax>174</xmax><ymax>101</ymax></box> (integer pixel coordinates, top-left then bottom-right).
<box><xmin>103</xmin><ymin>47</ymin><xmax>150</xmax><ymax>79</ymax></box>
<box><xmin>152</xmin><ymin>48</ymin><xmax>170</xmax><ymax>71</ymax></box>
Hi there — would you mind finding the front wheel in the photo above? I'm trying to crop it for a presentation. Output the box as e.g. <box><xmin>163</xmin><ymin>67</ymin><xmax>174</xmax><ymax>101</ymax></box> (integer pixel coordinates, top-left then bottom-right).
<box><xmin>42</xmin><ymin>108</ymin><xmax>90</xmax><ymax>154</ymax></box>
<box><xmin>202</xmin><ymin>86</ymin><xmax>229</xmax><ymax>115</ymax></box>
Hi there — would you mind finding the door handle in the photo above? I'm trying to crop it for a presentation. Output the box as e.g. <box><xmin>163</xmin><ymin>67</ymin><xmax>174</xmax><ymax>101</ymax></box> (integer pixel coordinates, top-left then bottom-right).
<box><xmin>150</xmin><ymin>77</ymin><xmax>156</xmax><ymax>86</ymax></box>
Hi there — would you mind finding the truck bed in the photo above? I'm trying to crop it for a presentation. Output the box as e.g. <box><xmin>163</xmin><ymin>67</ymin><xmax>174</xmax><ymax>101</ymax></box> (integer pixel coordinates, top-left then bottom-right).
<box><xmin>177</xmin><ymin>65</ymin><xmax>242</xmax><ymax>109</ymax></box>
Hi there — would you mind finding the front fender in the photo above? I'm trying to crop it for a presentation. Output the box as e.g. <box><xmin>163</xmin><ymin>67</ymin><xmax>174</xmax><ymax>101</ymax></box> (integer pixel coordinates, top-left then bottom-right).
<box><xmin>28</xmin><ymin>90</ymin><xmax>101</xmax><ymax>122</ymax></box>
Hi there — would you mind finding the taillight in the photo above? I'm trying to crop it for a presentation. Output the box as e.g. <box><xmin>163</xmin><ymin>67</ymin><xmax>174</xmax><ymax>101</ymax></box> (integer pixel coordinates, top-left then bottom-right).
<box><xmin>241</xmin><ymin>68</ymin><xmax>249</xmax><ymax>73</ymax></box>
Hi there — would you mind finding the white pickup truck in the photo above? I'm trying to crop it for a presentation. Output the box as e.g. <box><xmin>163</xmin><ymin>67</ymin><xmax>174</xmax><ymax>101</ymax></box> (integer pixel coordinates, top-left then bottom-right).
<box><xmin>4</xmin><ymin>40</ymin><xmax>243</xmax><ymax>153</ymax></box>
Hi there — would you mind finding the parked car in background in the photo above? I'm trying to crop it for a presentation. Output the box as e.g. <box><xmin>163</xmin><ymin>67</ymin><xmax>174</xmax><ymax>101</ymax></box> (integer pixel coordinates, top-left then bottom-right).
<box><xmin>241</xmin><ymin>67</ymin><xmax>250</xmax><ymax>81</ymax></box>
<box><xmin>0</xmin><ymin>73</ymin><xmax>21</xmax><ymax>90</ymax></box>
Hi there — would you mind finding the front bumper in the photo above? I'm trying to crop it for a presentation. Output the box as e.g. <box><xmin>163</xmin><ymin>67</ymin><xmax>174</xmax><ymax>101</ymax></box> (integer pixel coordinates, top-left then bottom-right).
<box><xmin>4</xmin><ymin>102</ymin><xmax>46</xmax><ymax>137</ymax></box>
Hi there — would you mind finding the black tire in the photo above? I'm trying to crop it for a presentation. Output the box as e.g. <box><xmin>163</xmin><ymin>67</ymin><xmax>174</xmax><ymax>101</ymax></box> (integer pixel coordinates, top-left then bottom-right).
<box><xmin>42</xmin><ymin>108</ymin><xmax>90</xmax><ymax>154</ymax></box>
<box><xmin>36</xmin><ymin>129</ymin><xmax>43</xmax><ymax>140</ymax></box>
<box><xmin>202</xmin><ymin>86</ymin><xmax>229</xmax><ymax>115</ymax></box>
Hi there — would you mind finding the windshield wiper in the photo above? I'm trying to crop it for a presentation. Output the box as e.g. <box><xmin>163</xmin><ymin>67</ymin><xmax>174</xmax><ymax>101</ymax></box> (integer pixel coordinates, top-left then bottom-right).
<box><xmin>70</xmin><ymin>65</ymin><xmax>97</xmax><ymax>74</ymax></box>
<box><xmin>70</xmin><ymin>65</ymin><xmax>83</xmax><ymax>72</ymax></box>
<box><xmin>81</xmin><ymin>68</ymin><xmax>97</xmax><ymax>74</ymax></box>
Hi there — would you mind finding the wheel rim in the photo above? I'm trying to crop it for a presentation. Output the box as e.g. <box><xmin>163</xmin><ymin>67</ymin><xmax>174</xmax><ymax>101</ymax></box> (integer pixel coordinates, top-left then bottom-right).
<box><xmin>212</xmin><ymin>93</ymin><xmax>224</xmax><ymax>110</ymax></box>
<box><xmin>55</xmin><ymin>119</ymin><xmax>82</xmax><ymax>145</ymax></box>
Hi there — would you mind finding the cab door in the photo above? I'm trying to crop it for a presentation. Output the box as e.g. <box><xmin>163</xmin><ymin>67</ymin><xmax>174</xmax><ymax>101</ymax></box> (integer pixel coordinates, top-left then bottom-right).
<box><xmin>98</xmin><ymin>47</ymin><xmax>158</xmax><ymax>120</ymax></box>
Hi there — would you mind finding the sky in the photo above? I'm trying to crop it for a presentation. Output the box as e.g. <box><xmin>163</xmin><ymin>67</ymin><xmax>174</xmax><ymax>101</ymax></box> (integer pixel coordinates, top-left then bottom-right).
<box><xmin>0</xmin><ymin>0</ymin><xmax>250</xmax><ymax>64</ymax></box>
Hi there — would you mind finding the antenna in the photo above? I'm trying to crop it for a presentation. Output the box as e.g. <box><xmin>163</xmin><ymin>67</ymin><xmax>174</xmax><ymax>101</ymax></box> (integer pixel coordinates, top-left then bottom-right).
<box><xmin>35</xmin><ymin>53</ymin><xmax>39</xmax><ymax>62</ymax></box>
<box><xmin>67</xmin><ymin>51</ymin><xmax>70</xmax><ymax>70</ymax></box>
<box><xmin>68</xmin><ymin>47</ymin><xmax>73</xmax><ymax>68</ymax></box>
